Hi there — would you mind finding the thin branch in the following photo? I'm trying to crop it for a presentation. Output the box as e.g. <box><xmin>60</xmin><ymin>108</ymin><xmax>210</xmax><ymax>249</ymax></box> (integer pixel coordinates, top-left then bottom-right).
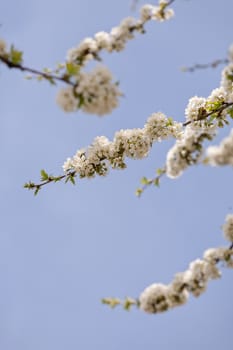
<box><xmin>182</xmin><ymin>58</ymin><xmax>229</xmax><ymax>73</ymax></box>
<box><xmin>0</xmin><ymin>55</ymin><xmax>76</xmax><ymax>86</ymax></box>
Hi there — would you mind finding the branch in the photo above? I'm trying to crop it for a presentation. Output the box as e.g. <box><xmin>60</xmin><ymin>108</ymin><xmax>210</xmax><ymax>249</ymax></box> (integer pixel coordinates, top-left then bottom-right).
<box><xmin>0</xmin><ymin>54</ymin><xmax>76</xmax><ymax>86</ymax></box>
<box><xmin>102</xmin><ymin>239</ymin><xmax>233</xmax><ymax>314</ymax></box>
<box><xmin>25</xmin><ymin>100</ymin><xmax>233</xmax><ymax>195</ymax></box>
<box><xmin>182</xmin><ymin>58</ymin><xmax>229</xmax><ymax>73</ymax></box>
<box><xmin>24</xmin><ymin>170</ymin><xmax>76</xmax><ymax>196</ymax></box>
<box><xmin>136</xmin><ymin>101</ymin><xmax>233</xmax><ymax>195</ymax></box>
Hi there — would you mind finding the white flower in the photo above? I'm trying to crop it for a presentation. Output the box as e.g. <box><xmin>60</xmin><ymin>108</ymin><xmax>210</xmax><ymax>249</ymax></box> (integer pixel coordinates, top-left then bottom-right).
<box><xmin>166</xmin><ymin>127</ymin><xmax>204</xmax><ymax>178</ymax></box>
<box><xmin>56</xmin><ymin>87</ymin><xmax>78</xmax><ymax>112</ymax></box>
<box><xmin>185</xmin><ymin>96</ymin><xmax>207</xmax><ymax>122</ymax></box>
<box><xmin>57</xmin><ymin>66</ymin><xmax>122</xmax><ymax>116</ymax></box>
<box><xmin>152</xmin><ymin>7</ymin><xmax>174</xmax><ymax>21</ymax></box>
<box><xmin>204</xmin><ymin>247</ymin><xmax>225</xmax><ymax>263</ymax></box>
<box><xmin>66</xmin><ymin>38</ymin><xmax>98</xmax><ymax>64</ymax></box>
<box><xmin>206</xmin><ymin>129</ymin><xmax>233</xmax><ymax>166</ymax></box>
<box><xmin>114</xmin><ymin>129</ymin><xmax>150</xmax><ymax>159</ymax></box>
<box><xmin>75</xmin><ymin>66</ymin><xmax>122</xmax><ymax>116</ymax></box>
<box><xmin>222</xmin><ymin>214</ymin><xmax>233</xmax><ymax>242</ymax></box>
<box><xmin>221</xmin><ymin>63</ymin><xmax>233</xmax><ymax>98</ymax></box>
<box><xmin>208</xmin><ymin>87</ymin><xmax>227</xmax><ymax>102</ymax></box>
<box><xmin>140</xmin><ymin>4</ymin><xmax>154</xmax><ymax>22</ymax></box>
<box><xmin>94</xmin><ymin>31</ymin><xmax>112</xmax><ymax>51</ymax></box>
<box><xmin>63</xmin><ymin>157</ymin><xmax>74</xmax><ymax>172</ymax></box>
<box><xmin>139</xmin><ymin>283</ymin><xmax>170</xmax><ymax>313</ymax></box>
<box><xmin>144</xmin><ymin>112</ymin><xmax>182</xmax><ymax>142</ymax></box>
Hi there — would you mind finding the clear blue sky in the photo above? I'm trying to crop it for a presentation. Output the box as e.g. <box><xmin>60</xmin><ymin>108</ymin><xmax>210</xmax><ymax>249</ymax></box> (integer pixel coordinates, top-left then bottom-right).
<box><xmin>1</xmin><ymin>1</ymin><xmax>233</xmax><ymax>349</ymax></box>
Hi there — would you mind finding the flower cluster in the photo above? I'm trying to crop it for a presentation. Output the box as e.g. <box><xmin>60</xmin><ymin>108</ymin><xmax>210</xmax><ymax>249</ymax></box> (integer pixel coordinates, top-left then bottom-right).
<box><xmin>139</xmin><ymin>244</ymin><xmax>233</xmax><ymax>314</ymax></box>
<box><xmin>221</xmin><ymin>63</ymin><xmax>233</xmax><ymax>102</ymax></box>
<box><xmin>140</xmin><ymin>2</ymin><xmax>174</xmax><ymax>22</ymax></box>
<box><xmin>56</xmin><ymin>65</ymin><xmax>122</xmax><ymax>115</ymax></box>
<box><xmin>185</xmin><ymin>96</ymin><xmax>207</xmax><ymax>123</ymax></box>
<box><xmin>222</xmin><ymin>214</ymin><xmax>233</xmax><ymax>242</ymax></box>
<box><xmin>205</xmin><ymin>128</ymin><xmax>233</xmax><ymax>166</ymax></box>
<box><xmin>165</xmin><ymin>57</ymin><xmax>233</xmax><ymax>179</ymax></box>
<box><xmin>165</xmin><ymin>126</ymin><xmax>210</xmax><ymax>178</ymax></box>
<box><xmin>63</xmin><ymin>112</ymin><xmax>182</xmax><ymax>176</ymax></box>
<box><xmin>166</xmin><ymin>125</ymin><xmax>219</xmax><ymax>180</ymax></box>
<box><xmin>66</xmin><ymin>1</ymin><xmax>174</xmax><ymax>66</ymax></box>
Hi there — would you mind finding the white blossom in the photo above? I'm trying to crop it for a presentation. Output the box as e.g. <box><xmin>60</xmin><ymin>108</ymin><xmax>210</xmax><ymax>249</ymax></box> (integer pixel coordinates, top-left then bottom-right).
<box><xmin>185</xmin><ymin>96</ymin><xmax>207</xmax><ymax>123</ymax></box>
<box><xmin>144</xmin><ymin>112</ymin><xmax>182</xmax><ymax>141</ymax></box>
<box><xmin>139</xmin><ymin>283</ymin><xmax>170</xmax><ymax>313</ymax></box>
<box><xmin>56</xmin><ymin>87</ymin><xmax>78</xmax><ymax>112</ymax></box>
<box><xmin>94</xmin><ymin>31</ymin><xmax>112</xmax><ymax>51</ymax></box>
<box><xmin>152</xmin><ymin>6</ymin><xmax>174</xmax><ymax>22</ymax></box>
<box><xmin>66</xmin><ymin>3</ymin><xmax>174</xmax><ymax>66</ymax></box>
<box><xmin>140</xmin><ymin>4</ymin><xmax>155</xmax><ymax>22</ymax></box>
<box><xmin>166</xmin><ymin>126</ymin><xmax>206</xmax><ymax>178</ymax></box>
<box><xmin>139</xmin><ymin>240</ymin><xmax>233</xmax><ymax>314</ymax></box>
<box><xmin>221</xmin><ymin>63</ymin><xmax>233</xmax><ymax>100</ymax></box>
<box><xmin>207</xmin><ymin>87</ymin><xmax>227</xmax><ymax>103</ymax></box>
<box><xmin>222</xmin><ymin>214</ymin><xmax>233</xmax><ymax>242</ymax></box>
<box><xmin>66</xmin><ymin>37</ymin><xmax>98</xmax><ymax>64</ymax></box>
<box><xmin>62</xmin><ymin>112</ymin><xmax>181</xmax><ymax>178</ymax></box>
<box><xmin>206</xmin><ymin>129</ymin><xmax>233</xmax><ymax>166</ymax></box>
<box><xmin>57</xmin><ymin>66</ymin><xmax>122</xmax><ymax>116</ymax></box>
<box><xmin>114</xmin><ymin>129</ymin><xmax>150</xmax><ymax>159</ymax></box>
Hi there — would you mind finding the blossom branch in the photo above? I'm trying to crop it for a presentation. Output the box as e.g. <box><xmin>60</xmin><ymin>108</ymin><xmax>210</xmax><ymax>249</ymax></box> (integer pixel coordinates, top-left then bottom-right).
<box><xmin>183</xmin><ymin>101</ymin><xmax>233</xmax><ymax>127</ymax></box>
<box><xmin>25</xmin><ymin>98</ymin><xmax>233</xmax><ymax>195</ymax></box>
<box><xmin>102</xmin><ymin>214</ymin><xmax>233</xmax><ymax>314</ymax></box>
<box><xmin>136</xmin><ymin>101</ymin><xmax>233</xmax><ymax>195</ymax></box>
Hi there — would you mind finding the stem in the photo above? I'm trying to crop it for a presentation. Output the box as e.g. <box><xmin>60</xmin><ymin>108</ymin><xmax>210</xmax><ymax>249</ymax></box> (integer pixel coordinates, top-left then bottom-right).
<box><xmin>0</xmin><ymin>55</ymin><xmax>76</xmax><ymax>86</ymax></box>
<box><xmin>183</xmin><ymin>58</ymin><xmax>229</xmax><ymax>73</ymax></box>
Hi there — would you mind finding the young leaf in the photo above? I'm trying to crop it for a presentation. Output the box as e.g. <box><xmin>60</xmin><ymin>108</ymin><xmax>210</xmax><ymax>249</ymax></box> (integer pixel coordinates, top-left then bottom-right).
<box><xmin>40</xmin><ymin>169</ymin><xmax>49</xmax><ymax>181</ymax></box>
<box><xmin>10</xmin><ymin>45</ymin><xmax>23</xmax><ymax>64</ymax></box>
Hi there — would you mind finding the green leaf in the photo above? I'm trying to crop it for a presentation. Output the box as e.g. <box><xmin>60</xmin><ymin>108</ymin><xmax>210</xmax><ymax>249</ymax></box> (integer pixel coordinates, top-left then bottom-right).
<box><xmin>101</xmin><ymin>298</ymin><xmax>121</xmax><ymax>308</ymax></box>
<box><xmin>34</xmin><ymin>187</ymin><xmax>40</xmax><ymax>196</ymax></box>
<box><xmin>135</xmin><ymin>188</ymin><xmax>143</xmax><ymax>197</ymax></box>
<box><xmin>78</xmin><ymin>95</ymin><xmax>85</xmax><ymax>108</ymax></box>
<box><xmin>154</xmin><ymin>177</ymin><xmax>160</xmax><ymax>187</ymax></box>
<box><xmin>228</xmin><ymin>108</ymin><xmax>233</xmax><ymax>119</ymax></box>
<box><xmin>10</xmin><ymin>45</ymin><xmax>23</xmax><ymax>64</ymax></box>
<box><xmin>69</xmin><ymin>176</ymin><xmax>76</xmax><ymax>185</ymax></box>
<box><xmin>40</xmin><ymin>169</ymin><xmax>48</xmax><ymax>181</ymax></box>
<box><xmin>140</xmin><ymin>176</ymin><xmax>148</xmax><ymax>185</ymax></box>
<box><xmin>66</xmin><ymin>62</ymin><xmax>80</xmax><ymax>76</ymax></box>
<box><xmin>156</xmin><ymin>168</ymin><xmax>164</xmax><ymax>176</ymax></box>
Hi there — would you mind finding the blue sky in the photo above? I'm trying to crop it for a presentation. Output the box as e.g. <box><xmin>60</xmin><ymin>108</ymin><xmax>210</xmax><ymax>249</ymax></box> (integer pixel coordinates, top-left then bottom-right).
<box><xmin>1</xmin><ymin>0</ymin><xmax>233</xmax><ymax>349</ymax></box>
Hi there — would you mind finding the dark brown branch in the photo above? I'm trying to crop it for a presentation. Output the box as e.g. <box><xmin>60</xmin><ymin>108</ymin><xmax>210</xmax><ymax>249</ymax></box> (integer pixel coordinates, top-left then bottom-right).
<box><xmin>0</xmin><ymin>55</ymin><xmax>76</xmax><ymax>86</ymax></box>
<box><xmin>183</xmin><ymin>58</ymin><xmax>229</xmax><ymax>73</ymax></box>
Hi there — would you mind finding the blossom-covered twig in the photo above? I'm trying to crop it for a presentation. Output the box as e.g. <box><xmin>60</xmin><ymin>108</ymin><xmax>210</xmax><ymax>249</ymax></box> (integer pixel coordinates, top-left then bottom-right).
<box><xmin>136</xmin><ymin>100</ymin><xmax>233</xmax><ymax>195</ymax></box>
<box><xmin>24</xmin><ymin>98</ymin><xmax>233</xmax><ymax>195</ymax></box>
<box><xmin>102</xmin><ymin>214</ymin><xmax>233</xmax><ymax>314</ymax></box>
<box><xmin>0</xmin><ymin>1</ymin><xmax>176</xmax><ymax>117</ymax></box>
